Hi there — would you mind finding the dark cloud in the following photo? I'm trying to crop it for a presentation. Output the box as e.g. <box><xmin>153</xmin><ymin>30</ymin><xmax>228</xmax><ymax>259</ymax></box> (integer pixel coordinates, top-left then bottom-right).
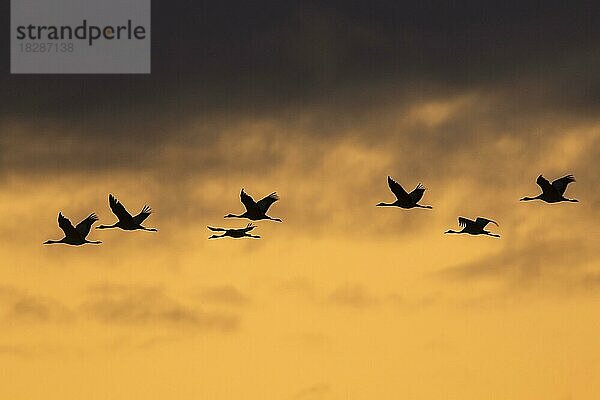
<box><xmin>2</xmin><ymin>83</ymin><xmax>597</xmax><ymax>195</ymax></box>
<box><xmin>0</xmin><ymin>1</ymin><xmax>597</xmax><ymax>253</ymax></box>
<box><xmin>1</xmin><ymin>1</ymin><xmax>599</xmax><ymax>128</ymax></box>
<box><xmin>439</xmin><ymin>238</ymin><xmax>599</xmax><ymax>287</ymax></box>
<box><xmin>82</xmin><ymin>284</ymin><xmax>240</xmax><ymax>331</ymax></box>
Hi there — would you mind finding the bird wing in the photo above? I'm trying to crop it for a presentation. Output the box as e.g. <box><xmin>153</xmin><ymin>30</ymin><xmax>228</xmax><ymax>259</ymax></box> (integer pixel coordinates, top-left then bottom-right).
<box><xmin>475</xmin><ymin>217</ymin><xmax>498</xmax><ymax>228</ymax></box>
<box><xmin>240</xmin><ymin>189</ymin><xmax>261</xmax><ymax>213</ymax></box>
<box><xmin>133</xmin><ymin>205</ymin><xmax>152</xmax><ymax>225</ymax></box>
<box><xmin>409</xmin><ymin>184</ymin><xmax>426</xmax><ymax>203</ymax></box>
<box><xmin>387</xmin><ymin>176</ymin><xmax>411</xmax><ymax>202</ymax></box>
<box><xmin>551</xmin><ymin>175</ymin><xmax>575</xmax><ymax>195</ymax></box>
<box><xmin>58</xmin><ymin>212</ymin><xmax>81</xmax><ymax>240</ymax></box>
<box><xmin>256</xmin><ymin>192</ymin><xmax>279</xmax><ymax>212</ymax></box>
<box><xmin>75</xmin><ymin>213</ymin><xmax>99</xmax><ymax>238</ymax></box>
<box><xmin>535</xmin><ymin>175</ymin><xmax>554</xmax><ymax>194</ymax></box>
<box><xmin>242</xmin><ymin>223</ymin><xmax>256</xmax><ymax>233</ymax></box>
<box><xmin>458</xmin><ymin>217</ymin><xmax>474</xmax><ymax>228</ymax></box>
<box><xmin>109</xmin><ymin>194</ymin><xmax>134</xmax><ymax>223</ymax></box>
<box><xmin>207</xmin><ymin>226</ymin><xmax>226</xmax><ymax>232</ymax></box>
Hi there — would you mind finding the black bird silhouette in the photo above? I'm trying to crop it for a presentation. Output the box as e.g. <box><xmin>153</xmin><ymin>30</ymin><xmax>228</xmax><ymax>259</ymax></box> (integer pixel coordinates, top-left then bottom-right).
<box><xmin>445</xmin><ymin>217</ymin><xmax>500</xmax><ymax>238</ymax></box>
<box><xmin>207</xmin><ymin>223</ymin><xmax>260</xmax><ymax>239</ymax></box>
<box><xmin>44</xmin><ymin>212</ymin><xmax>102</xmax><ymax>245</ymax></box>
<box><xmin>96</xmin><ymin>194</ymin><xmax>157</xmax><ymax>231</ymax></box>
<box><xmin>225</xmin><ymin>189</ymin><xmax>282</xmax><ymax>222</ymax></box>
<box><xmin>520</xmin><ymin>174</ymin><xmax>578</xmax><ymax>203</ymax></box>
<box><xmin>377</xmin><ymin>176</ymin><xmax>432</xmax><ymax>209</ymax></box>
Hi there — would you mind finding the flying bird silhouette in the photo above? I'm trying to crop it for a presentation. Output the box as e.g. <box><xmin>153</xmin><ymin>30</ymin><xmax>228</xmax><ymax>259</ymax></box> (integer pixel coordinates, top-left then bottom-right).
<box><xmin>44</xmin><ymin>212</ymin><xmax>102</xmax><ymax>245</ymax></box>
<box><xmin>445</xmin><ymin>217</ymin><xmax>500</xmax><ymax>238</ymax></box>
<box><xmin>207</xmin><ymin>223</ymin><xmax>261</xmax><ymax>239</ymax></box>
<box><xmin>520</xmin><ymin>174</ymin><xmax>578</xmax><ymax>203</ymax></box>
<box><xmin>377</xmin><ymin>176</ymin><xmax>432</xmax><ymax>209</ymax></box>
<box><xmin>96</xmin><ymin>194</ymin><xmax>158</xmax><ymax>231</ymax></box>
<box><xmin>225</xmin><ymin>189</ymin><xmax>282</xmax><ymax>222</ymax></box>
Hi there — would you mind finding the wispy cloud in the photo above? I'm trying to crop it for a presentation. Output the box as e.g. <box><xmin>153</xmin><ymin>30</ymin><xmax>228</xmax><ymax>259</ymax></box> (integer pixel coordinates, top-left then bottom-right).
<box><xmin>82</xmin><ymin>284</ymin><xmax>240</xmax><ymax>332</ymax></box>
<box><xmin>0</xmin><ymin>344</ymin><xmax>31</xmax><ymax>358</ymax></box>
<box><xmin>0</xmin><ymin>286</ymin><xmax>73</xmax><ymax>323</ymax></box>
<box><xmin>328</xmin><ymin>284</ymin><xmax>377</xmax><ymax>308</ymax></box>
<box><xmin>439</xmin><ymin>238</ymin><xmax>600</xmax><ymax>289</ymax></box>
<box><xmin>197</xmin><ymin>285</ymin><xmax>250</xmax><ymax>306</ymax></box>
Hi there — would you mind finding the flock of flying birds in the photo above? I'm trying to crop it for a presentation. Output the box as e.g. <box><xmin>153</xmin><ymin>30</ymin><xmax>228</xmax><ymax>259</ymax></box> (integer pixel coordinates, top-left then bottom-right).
<box><xmin>43</xmin><ymin>174</ymin><xmax>578</xmax><ymax>245</ymax></box>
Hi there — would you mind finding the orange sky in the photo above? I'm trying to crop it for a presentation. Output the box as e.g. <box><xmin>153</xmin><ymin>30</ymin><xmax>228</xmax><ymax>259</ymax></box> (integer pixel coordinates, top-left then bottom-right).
<box><xmin>0</xmin><ymin>89</ymin><xmax>598</xmax><ymax>399</ymax></box>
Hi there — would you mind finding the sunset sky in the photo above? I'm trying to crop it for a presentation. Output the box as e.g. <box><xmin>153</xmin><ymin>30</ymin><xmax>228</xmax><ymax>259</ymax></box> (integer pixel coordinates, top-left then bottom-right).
<box><xmin>1</xmin><ymin>1</ymin><xmax>599</xmax><ymax>399</ymax></box>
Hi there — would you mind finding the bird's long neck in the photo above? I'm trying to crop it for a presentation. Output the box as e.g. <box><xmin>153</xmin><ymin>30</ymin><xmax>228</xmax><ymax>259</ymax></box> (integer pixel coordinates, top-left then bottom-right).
<box><xmin>565</xmin><ymin>198</ymin><xmax>579</xmax><ymax>202</ymax></box>
<box><xmin>85</xmin><ymin>240</ymin><xmax>102</xmax><ymax>244</ymax></box>
<box><xmin>97</xmin><ymin>223</ymin><xmax>118</xmax><ymax>229</ymax></box>
<box><xmin>43</xmin><ymin>239</ymin><xmax>62</xmax><ymax>245</ymax></box>
<box><xmin>225</xmin><ymin>213</ymin><xmax>243</xmax><ymax>218</ymax></box>
<box><xmin>142</xmin><ymin>227</ymin><xmax>158</xmax><ymax>232</ymax></box>
<box><xmin>415</xmin><ymin>204</ymin><xmax>433</xmax><ymax>209</ymax></box>
<box><xmin>486</xmin><ymin>233</ymin><xmax>500</xmax><ymax>238</ymax></box>
<box><xmin>520</xmin><ymin>195</ymin><xmax>539</xmax><ymax>201</ymax></box>
<box><xmin>376</xmin><ymin>202</ymin><xmax>395</xmax><ymax>207</ymax></box>
<box><xmin>267</xmin><ymin>216</ymin><xmax>282</xmax><ymax>222</ymax></box>
<box><xmin>444</xmin><ymin>230</ymin><xmax>461</xmax><ymax>234</ymax></box>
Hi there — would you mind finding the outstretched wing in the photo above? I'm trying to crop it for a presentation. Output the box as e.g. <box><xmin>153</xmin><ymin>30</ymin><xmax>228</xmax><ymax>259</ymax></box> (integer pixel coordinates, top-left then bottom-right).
<box><xmin>240</xmin><ymin>189</ymin><xmax>260</xmax><ymax>213</ymax></box>
<box><xmin>109</xmin><ymin>194</ymin><xmax>134</xmax><ymax>223</ymax></box>
<box><xmin>207</xmin><ymin>226</ymin><xmax>226</xmax><ymax>232</ymax></box>
<box><xmin>409</xmin><ymin>184</ymin><xmax>426</xmax><ymax>203</ymax></box>
<box><xmin>551</xmin><ymin>175</ymin><xmax>575</xmax><ymax>195</ymax></box>
<box><xmin>458</xmin><ymin>217</ymin><xmax>474</xmax><ymax>228</ymax></box>
<box><xmin>133</xmin><ymin>205</ymin><xmax>152</xmax><ymax>225</ymax></box>
<box><xmin>387</xmin><ymin>176</ymin><xmax>411</xmax><ymax>202</ymax></box>
<box><xmin>58</xmin><ymin>212</ymin><xmax>81</xmax><ymax>240</ymax></box>
<box><xmin>242</xmin><ymin>223</ymin><xmax>256</xmax><ymax>233</ymax></box>
<box><xmin>475</xmin><ymin>217</ymin><xmax>498</xmax><ymax>228</ymax></box>
<box><xmin>535</xmin><ymin>175</ymin><xmax>554</xmax><ymax>194</ymax></box>
<box><xmin>256</xmin><ymin>192</ymin><xmax>279</xmax><ymax>212</ymax></box>
<box><xmin>75</xmin><ymin>213</ymin><xmax>99</xmax><ymax>238</ymax></box>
